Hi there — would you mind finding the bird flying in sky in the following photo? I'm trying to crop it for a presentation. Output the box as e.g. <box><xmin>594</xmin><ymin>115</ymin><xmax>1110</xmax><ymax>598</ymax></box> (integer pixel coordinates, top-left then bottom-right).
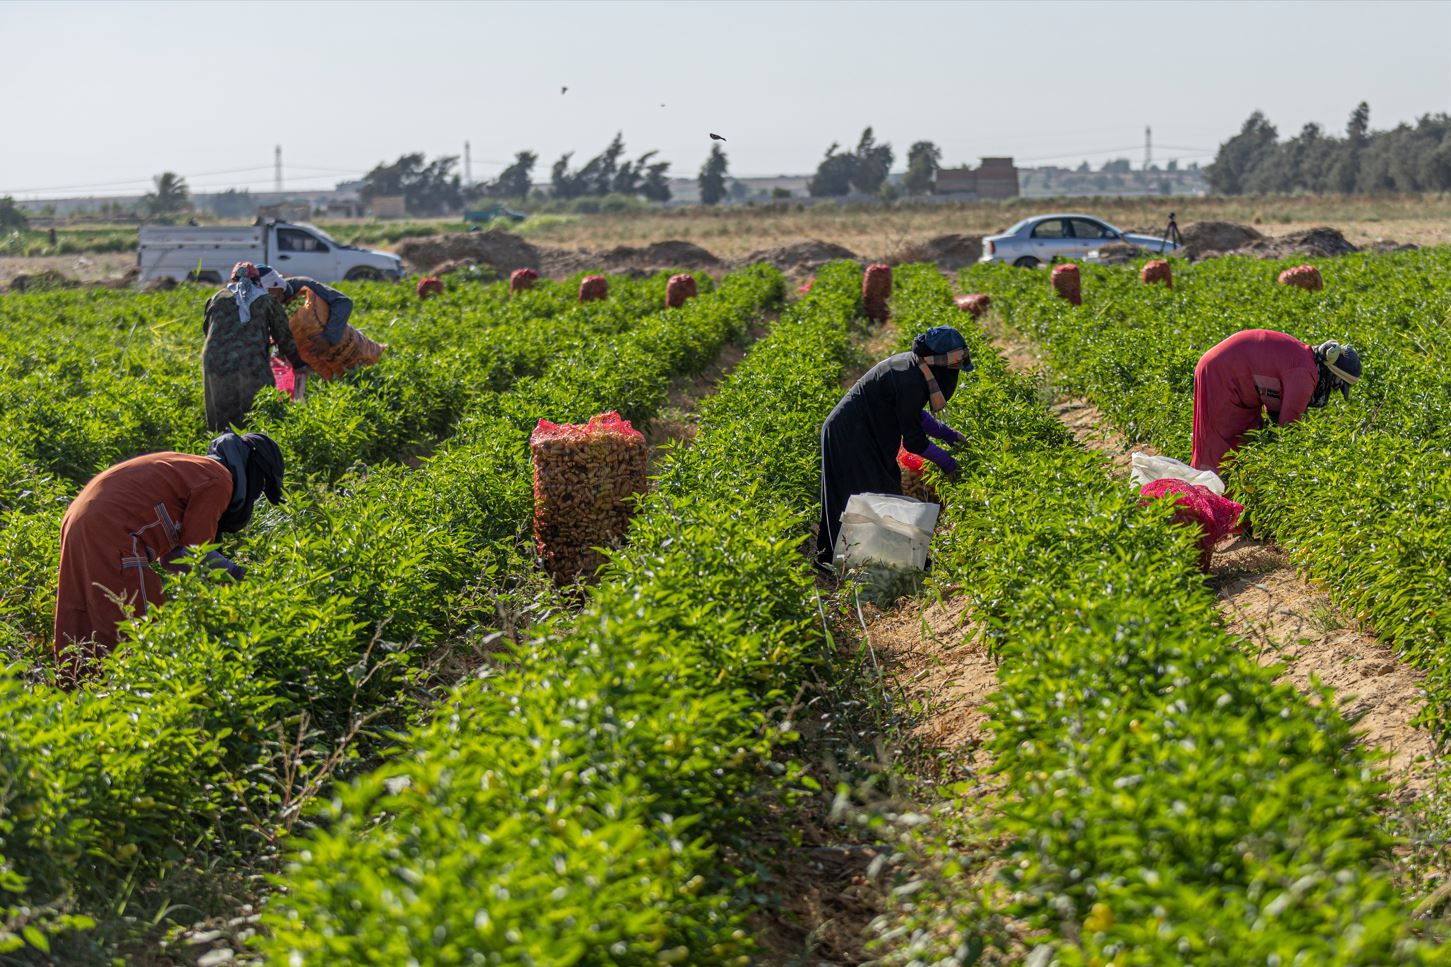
<box><xmin>709</xmin><ymin>133</ymin><xmax>726</xmax><ymax>141</ymax></box>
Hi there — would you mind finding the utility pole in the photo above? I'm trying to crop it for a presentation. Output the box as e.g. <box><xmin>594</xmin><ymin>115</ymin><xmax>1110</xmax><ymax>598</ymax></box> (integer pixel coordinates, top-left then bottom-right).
<box><xmin>464</xmin><ymin>141</ymin><xmax>473</xmax><ymax>188</ymax></box>
<box><xmin>274</xmin><ymin>145</ymin><xmax>283</xmax><ymax>192</ymax></box>
<box><xmin>1143</xmin><ymin>126</ymin><xmax>1152</xmax><ymax>171</ymax></box>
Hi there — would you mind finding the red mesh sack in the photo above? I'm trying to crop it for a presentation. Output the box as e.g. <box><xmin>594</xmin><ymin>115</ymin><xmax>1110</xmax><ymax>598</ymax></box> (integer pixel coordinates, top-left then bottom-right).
<box><xmin>1278</xmin><ymin>265</ymin><xmax>1323</xmax><ymax>291</ymax></box>
<box><xmin>1051</xmin><ymin>264</ymin><xmax>1082</xmax><ymax>306</ymax></box>
<box><xmin>1138</xmin><ymin>478</ymin><xmax>1245</xmax><ymax>570</ymax></box>
<box><xmin>530</xmin><ymin>411</ymin><xmax>648</xmax><ymax>584</ymax></box>
<box><xmin>287</xmin><ymin>286</ymin><xmax>387</xmax><ymax>381</ymax></box>
<box><xmin>665</xmin><ymin>273</ymin><xmax>698</xmax><ymax>309</ymax></box>
<box><xmin>579</xmin><ymin>275</ymin><xmax>608</xmax><ymax>302</ymax></box>
<box><xmin>897</xmin><ymin>444</ymin><xmax>936</xmax><ymax>503</ymax></box>
<box><xmin>955</xmin><ymin>293</ymin><xmax>991</xmax><ymax>317</ymax></box>
<box><xmin>798</xmin><ymin>278</ymin><xmax>814</xmax><ymax>294</ymax></box>
<box><xmin>510</xmin><ymin>268</ymin><xmax>539</xmax><ymax>293</ymax></box>
<box><xmin>270</xmin><ymin>357</ymin><xmax>296</xmax><ymax>400</ymax></box>
<box><xmin>416</xmin><ymin>276</ymin><xmax>445</xmax><ymax>300</ymax></box>
<box><xmin>863</xmin><ymin>263</ymin><xmax>892</xmax><ymax>323</ymax></box>
<box><xmin>1141</xmin><ymin>260</ymin><xmax>1172</xmax><ymax>288</ymax></box>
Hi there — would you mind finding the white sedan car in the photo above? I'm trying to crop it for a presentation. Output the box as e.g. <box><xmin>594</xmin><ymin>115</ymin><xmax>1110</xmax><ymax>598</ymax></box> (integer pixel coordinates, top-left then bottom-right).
<box><xmin>980</xmin><ymin>213</ymin><xmax>1178</xmax><ymax>268</ymax></box>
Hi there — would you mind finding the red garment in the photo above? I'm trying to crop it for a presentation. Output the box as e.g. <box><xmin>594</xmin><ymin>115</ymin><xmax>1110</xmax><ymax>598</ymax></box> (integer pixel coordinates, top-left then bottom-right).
<box><xmin>1139</xmin><ymin>478</ymin><xmax>1245</xmax><ymax>570</ymax></box>
<box><xmin>53</xmin><ymin>453</ymin><xmax>234</xmax><ymax>686</ymax></box>
<box><xmin>1191</xmin><ymin>329</ymin><xmax>1319</xmax><ymax>472</ymax></box>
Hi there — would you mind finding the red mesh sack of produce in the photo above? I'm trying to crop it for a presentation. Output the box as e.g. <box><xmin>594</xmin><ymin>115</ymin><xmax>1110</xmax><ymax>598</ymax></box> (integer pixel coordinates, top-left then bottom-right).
<box><xmin>287</xmin><ymin>286</ymin><xmax>387</xmax><ymax>381</ymax></box>
<box><xmin>798</xmin><ymin>278</ymin><xmax>814</xmax><ymax>294</ymax></box>
<box><xmin>531</xmin><ymin>411</ymin><xmax>648</xmax><ymax>584</ymax></box>
<box><xmin>1278</xmin><ymin>265</ymin><xmax>1323</xmax><ymax>291</ymax></box>
<box><xmin>416</xmin><ymin>276</ymin><xmax>445</xmax><ymax>300</ymax></box>
<box><xmin>665</xmin><ymin>273</ymin><xmax>698</xmax><ymax>308</ymax></box>
<box><xmin>863</xmin><ymin>263</ymin><xmax>892</xmax><ymax>323</ymax></box>
<box><xmin>1140</xmin><ymin>260</ymin><xmax>1172</xmax><ymax>288</ymax></box>
<box><xmin>1138</xmin><ymin>478</ymin><xmax>1245</xmax><ymax>571</ymax></box>
<box><xmin>510</xmin><ymin>268</ymin><xmax>539</xmax><ymax>293</ymax></box>
<box><xmin>579</xmin><ymin>275</ymin><xmax>608</xmax><ymax>303</ymax></box>
<box><xmin>897</xmin><ymin>444</ymin><xmax>936</xmax><ymax>503</ymax></box>
<box><xmin>270</xmin><ymin>357</ymin><xmax>296</xmax><ymax>400</ymax></box>
<box><xmin>954</xmin><ymin>293</ymin><xmax>991</xmax><ymax>317</ymax></box>
<box><xmin>1051</xmin><ymin>264</ymin><xmax>1082</xmax><ymax>306</ymax></box>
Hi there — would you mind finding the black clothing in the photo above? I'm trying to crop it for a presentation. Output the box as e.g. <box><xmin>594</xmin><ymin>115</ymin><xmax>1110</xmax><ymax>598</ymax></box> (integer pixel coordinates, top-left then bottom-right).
<box><xmin>816</xmin><ymin>352</ymin><xmax>934</xmax><ymax>565</ymax></box>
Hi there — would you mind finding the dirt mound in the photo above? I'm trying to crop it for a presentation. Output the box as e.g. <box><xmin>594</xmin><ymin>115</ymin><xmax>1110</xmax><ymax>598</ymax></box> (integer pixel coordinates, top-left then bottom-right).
<box><xmin>395</xmin><ymin>230</ymin><xmax>540</xmax><ymax>275</ymax></box>
<box><xmin>1091</xmin><ymin>242</ymin><xmax>1149</xmax><ymax>266</ymax></box>
<box><xmin>1237</xmin><ymin>226</ymin><xmax>1359</xmax><ymax>260</ymax></box>
<box><xmin>431</xmin><ymin>259</ymin><xmax>501</xmax><ymax>282</ymax></box>
<box><xmin>604</xmin><ymin>240</ymin><xmax>720</xmax><ymax>269</ymax></box>
<box><xmin>734</xmin><ymin>239</ymin><xmax>859</xmax><ymax>272</ymax></box>
<box><xmin>1179</xmin><ymin>221</ymin><xmax>1263</xmax><ymax>259</ymax></box>
<box><xmin>894</xmin><ymin>234</ymin><xmax>982</xmax><ymax>271</ymax></box>
<box><xmin>1369</xmin><ymin>239</ymin><xmax>1418</xmax><ymax>253</ymax></box>
<box><xmin>8</xmin><ymin>269</ymin><xmax>80</xmax><ymax>292</ymax></box>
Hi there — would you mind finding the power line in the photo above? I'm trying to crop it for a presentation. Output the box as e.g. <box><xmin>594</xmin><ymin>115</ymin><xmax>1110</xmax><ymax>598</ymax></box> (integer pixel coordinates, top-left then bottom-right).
<box><xmin>0</xmin><ymin>165</ymin><xmax>275</xmax><ymax>196</ymax></box>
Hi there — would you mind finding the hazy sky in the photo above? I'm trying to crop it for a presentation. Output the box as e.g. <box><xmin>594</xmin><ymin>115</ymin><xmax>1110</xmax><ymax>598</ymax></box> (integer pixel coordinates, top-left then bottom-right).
<box><xmin>3</xmin><ymin>0</ymin><xmax>1448</xmax><ymax>199</ymax></box>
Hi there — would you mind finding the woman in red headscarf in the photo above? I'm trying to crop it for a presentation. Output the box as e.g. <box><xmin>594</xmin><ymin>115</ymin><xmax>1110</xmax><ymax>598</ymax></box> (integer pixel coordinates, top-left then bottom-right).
<box><xmin>201</xmin><ymin>262</ymin><xmax>304</xmax><ymax>431</ymax></box>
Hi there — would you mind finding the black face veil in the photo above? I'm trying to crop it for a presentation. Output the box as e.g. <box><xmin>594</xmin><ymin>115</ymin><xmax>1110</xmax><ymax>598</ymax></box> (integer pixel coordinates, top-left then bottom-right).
<box><xmin>205</xmin><ymin>432</ymin><xmax>285</xmax><ymax>534</ymax></box>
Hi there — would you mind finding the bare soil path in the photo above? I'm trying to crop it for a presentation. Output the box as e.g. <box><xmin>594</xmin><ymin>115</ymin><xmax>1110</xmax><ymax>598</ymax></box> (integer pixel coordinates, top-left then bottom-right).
<box><xmin>990</xmin><ymin>326</ymin><xmax>1437</xmax><ymax>797</ymax></box>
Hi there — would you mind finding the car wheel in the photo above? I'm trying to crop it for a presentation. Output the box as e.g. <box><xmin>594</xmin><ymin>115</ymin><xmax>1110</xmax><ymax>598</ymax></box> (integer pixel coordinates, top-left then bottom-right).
<box><xmin>344</xmin><ymin>266</ymin><xmax>386</xmax><ymax>282</ymax></box>
<box><xmin>1013</xmin><ymin>257</ymin><xmax>1040</xmax><ymax>269</ymax></box>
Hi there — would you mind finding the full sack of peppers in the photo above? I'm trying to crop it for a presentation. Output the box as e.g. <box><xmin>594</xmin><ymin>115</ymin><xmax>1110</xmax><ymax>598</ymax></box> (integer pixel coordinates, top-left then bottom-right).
<box><xmin>530</xmin><ymin>411</ymin><xmax>648</xmax><ymax>583</ymax></box>
<box><xmin>288</xmin><ymin>286</ymin><xmax>387</xmax><ymax>380</ymax></box>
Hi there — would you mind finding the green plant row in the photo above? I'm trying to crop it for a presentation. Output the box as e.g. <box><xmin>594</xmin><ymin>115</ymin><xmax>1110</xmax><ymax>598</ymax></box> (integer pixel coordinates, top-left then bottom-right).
<box><xmin>255</xmin><ymin>262</ymin><xmax>866</xmax><ymax>965</ymax></box>
<box><xmin>0</xmin><ymin>272</ymin><xmax>711</xmax><ymax>661</ymax></box>
<box><xmin>0</xmin><ymin>268</ymin><xmax>775</xmax><ymax>960</ymax></box>
<box><xmin>961</xmin><ymin>251</ymin><xmax>1451</xmax><ymax>735</ymax></box>
<box><xmin>878</xmin><ymin>265</ymin><xmax>1438</xmax><ymax>964</ymax></box>
<box><xmin>0</xmin><ymin>271</ymin><xmax>700</xmax><ymax>488</ymax></box>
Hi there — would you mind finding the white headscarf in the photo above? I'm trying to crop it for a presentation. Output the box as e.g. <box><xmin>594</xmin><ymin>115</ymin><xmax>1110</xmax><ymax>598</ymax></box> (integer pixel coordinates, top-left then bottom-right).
<box><xmin>227</xmin><ymin>276</ymin><xmax>269</xmax><ymax>323</ymax></box>
<box><xmin>257</xmin><ymin>267</ymin><xmax>286</xmax><ymax>292</ymax></box>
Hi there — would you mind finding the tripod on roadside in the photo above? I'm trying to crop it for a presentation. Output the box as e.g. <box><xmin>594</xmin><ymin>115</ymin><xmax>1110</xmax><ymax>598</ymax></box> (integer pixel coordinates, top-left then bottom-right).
<box><xmin>1159</xmin><ymin>212</ymin><xmax>1183</xmax><ymax>253</ymax></box>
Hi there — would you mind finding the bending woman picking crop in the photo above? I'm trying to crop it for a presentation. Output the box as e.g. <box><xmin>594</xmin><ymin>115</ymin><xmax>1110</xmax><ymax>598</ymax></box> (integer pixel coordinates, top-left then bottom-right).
<box><xmin>202</xmin><ymin>262</ymin><xmax>305</xmax><ymax>431</ymax></box>
<box><xmin>52</xmin><ymin>431</ymin><xmax>285</xmax><ymax>686</ymax></box>
<box><xmin>816</xmin><ymin>326</ymin><xmax>973</xmax><ymax>568</ymax></box>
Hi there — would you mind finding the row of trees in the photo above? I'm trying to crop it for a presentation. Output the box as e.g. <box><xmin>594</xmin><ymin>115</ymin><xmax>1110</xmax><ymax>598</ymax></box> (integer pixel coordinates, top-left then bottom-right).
<box><xmin>1209</xmin><ymin>104</ymin><xmax>1451</xmax><ymax>194</ymax></box>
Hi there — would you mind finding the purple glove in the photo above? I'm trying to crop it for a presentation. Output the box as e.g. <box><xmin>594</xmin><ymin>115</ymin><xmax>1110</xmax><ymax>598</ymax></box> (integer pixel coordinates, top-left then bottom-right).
<box><xmin>920</xmin><ymin>410</ymin><xmax>965</xmax><ymax>446</ymax></box>
<box><xmin>202</xmin><ymin>550</ymin><xmax>247</xmax><ymax>582</ymax></box>
<box><xmin>922</xmin><ymin>443</ymin><xmax>959</xmax><ymax>476</ymax></box>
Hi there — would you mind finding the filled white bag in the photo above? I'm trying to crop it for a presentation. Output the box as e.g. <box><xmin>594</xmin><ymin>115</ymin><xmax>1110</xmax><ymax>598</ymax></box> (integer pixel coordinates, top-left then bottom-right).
<box><xmin>833</xmin><ymin>493</ymin><xmax>941</xmax><ymax>571</ymax></box>
<box><xmin>1129</xmin><ymin>452</ymin><xmax>1226</xmax><ymax>495</ymax></box>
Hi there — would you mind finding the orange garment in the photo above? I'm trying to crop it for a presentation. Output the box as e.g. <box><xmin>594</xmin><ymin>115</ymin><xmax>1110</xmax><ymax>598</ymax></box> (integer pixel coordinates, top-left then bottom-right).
<box><xmin>53</xmin><ymin>453</ymin><xmax>233</xmax><ymax>686</ymax></box>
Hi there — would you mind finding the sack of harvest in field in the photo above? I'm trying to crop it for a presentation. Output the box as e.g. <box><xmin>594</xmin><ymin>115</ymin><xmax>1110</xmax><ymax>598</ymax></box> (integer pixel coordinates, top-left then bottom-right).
<box><xmin>287</xmin><ymin>286</ymin><xmax>387</xmax><ymax>381</ymax></box>
<box><xmin>1278</xmin><ymin>265</ymin><xmax>1323</xmax><ymax>291</ymax></box>
<box><xmin>798</xmin><ymin>278</ymin><xmax>814</xmax><ymax>294</ymax></box>
<box><xmin>510</xmin><ymin>268</ymin><xmax>539</xmax><ymax>293</ymax></box>
<box><xmin>415</xmin><ymin>276</ymin><xmax>445</xmax><ymax>300</ymax></box>
<box><xmin>1138</xmin><ymin>478</ymin><xmax>1244</xmax><ymax>570</ymax></box>
<box><xmin>1051</xmin><ymin>264</ymin><xmax>1082</xmax><ymax>305</ymax></box>
<box><xmin>578</xmin><ymin>275</ymin><xmax>608</xmax><ymax>303</ymax></box>
<box><xmin>531</xmin><ymin>410</ymin><xmax>648</xmax><ymax>583</ymax></box>
<box><xmin>665</xmin><ymin>274</ymin><xmax>698</xmax><ymax>308</ymax></box>
<box><xmin>954</xmin><ymin>293</ymin><xmax>991</xmax><ymax>317</ymax></box>
<box><xmin>863</xmin><ymin>263</ymin><xmax>892</xmax><ymax>323</ymax></box>
<box><xmin>1141</xmin><ymin>260</ymin><xmax>1173</xmax><ymax>288</ymax></box>
<box><xmin>897</xmin><ymin>444</ymin><xmax>937</xmax><ymax>503</ymax></box>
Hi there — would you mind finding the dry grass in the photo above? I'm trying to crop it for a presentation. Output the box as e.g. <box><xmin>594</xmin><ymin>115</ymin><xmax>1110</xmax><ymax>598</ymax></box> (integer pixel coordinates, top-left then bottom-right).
<box><xmin>507</xmin><ymin>194</ymin><xmax>1451</xmax><ymax>261</ymax></box>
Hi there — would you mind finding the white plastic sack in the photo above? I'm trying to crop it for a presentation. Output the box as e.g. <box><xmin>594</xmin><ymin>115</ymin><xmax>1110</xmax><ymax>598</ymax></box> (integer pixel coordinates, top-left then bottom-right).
<box><xmin>834</xmin><ymin>493</ymin><xmax>941</xmax><ymax>571</ymax></box>
<box><xmin>1129</xmin><ymin>452</ymin><xmax>1225</xmax><ymax>495</ymax></box>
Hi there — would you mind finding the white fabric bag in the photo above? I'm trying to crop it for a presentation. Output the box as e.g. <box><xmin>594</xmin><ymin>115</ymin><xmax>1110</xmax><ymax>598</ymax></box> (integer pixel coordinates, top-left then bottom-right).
<box><xmin>1129</xmin><ymin>452</ymin><xmax>1226</xmax><ymax>495</ymax></box>
<box><xmin>833</xmin><ymin>493</ymin><xmax>941</xmax><ymax>571</ymax></box>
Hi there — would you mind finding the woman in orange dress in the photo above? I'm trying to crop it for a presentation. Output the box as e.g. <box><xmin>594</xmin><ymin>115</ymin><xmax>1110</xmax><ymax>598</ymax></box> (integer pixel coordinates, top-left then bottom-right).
<box><xmin>52</xmin><ymin>432</ymin><xmax>284</xmax><ymax>686</ymax></box>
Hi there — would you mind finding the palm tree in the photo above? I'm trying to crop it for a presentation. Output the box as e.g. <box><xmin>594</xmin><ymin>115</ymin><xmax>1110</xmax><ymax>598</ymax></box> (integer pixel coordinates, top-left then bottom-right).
<box><xmin>143</xmin><ymin>172</ymin><xmax>191</xmax><ymax>217</ymax></box>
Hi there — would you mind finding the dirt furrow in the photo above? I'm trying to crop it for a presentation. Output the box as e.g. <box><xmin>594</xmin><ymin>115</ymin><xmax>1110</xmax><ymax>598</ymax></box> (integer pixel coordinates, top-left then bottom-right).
<box><xmin>991</xmin><ymin>327</ymin><xmax>1436</xmax><ymax>797</ymax></box>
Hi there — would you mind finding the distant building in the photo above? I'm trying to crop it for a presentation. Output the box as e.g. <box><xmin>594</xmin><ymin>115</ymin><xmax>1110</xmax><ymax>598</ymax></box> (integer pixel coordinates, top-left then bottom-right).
<box><xmin>934</xmin><ymin>158</ymin><xmax>1020</xmax><ymax>199</ymax></box>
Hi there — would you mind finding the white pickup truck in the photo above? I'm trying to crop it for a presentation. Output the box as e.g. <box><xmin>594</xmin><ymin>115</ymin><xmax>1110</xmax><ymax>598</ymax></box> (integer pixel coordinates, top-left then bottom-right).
<box><xmin>137</xmin><ymin>221</ymin><xmax>405</xmax><ymax>284</ymax></box>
